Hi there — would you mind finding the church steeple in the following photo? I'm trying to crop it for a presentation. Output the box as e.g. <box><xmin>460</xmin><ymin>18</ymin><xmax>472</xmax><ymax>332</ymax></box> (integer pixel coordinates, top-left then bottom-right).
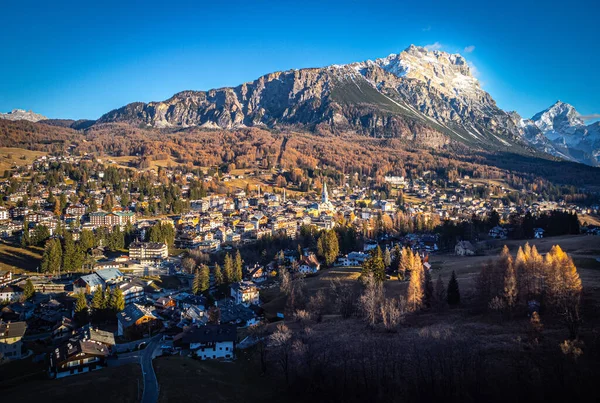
<box><xmin>322</xmin><ymin>181</ymin><xmax>328</xmax><ymax>204</ymax></box>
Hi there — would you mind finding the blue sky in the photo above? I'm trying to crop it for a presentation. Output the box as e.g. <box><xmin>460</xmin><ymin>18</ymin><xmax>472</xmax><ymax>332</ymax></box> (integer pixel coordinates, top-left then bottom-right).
<box><xmin>1</xmin><ymin>0</ymin><xmax>598</xmax><ymax>122</ymax></box>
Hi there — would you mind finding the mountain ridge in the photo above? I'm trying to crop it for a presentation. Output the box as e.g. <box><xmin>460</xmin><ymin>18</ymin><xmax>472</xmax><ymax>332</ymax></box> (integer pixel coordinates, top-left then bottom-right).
<box><xmin>2</xmin><ymin>45</ymin><xmax>598</xmax><ymax>166</ymax></box>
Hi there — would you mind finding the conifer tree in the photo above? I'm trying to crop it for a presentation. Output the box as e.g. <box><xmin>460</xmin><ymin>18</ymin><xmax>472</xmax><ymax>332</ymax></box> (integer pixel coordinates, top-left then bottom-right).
<box><xmin>325</xmin><ymin>230</ymin><xmax>340</xmax><ymax>266</ymax></box>
<box><xmin>223</xmin><ymin>253</ymin><xmax>234</xmax><ymax>284</ymax></box>
<box><xmin>21</xmin><ymin>218</ymin><xmax>30</xmax><ymax>246</ymax></box>
<box><xmin>192</xmin><ymin>269</ymin><xmax>201</xmax><ymax>295</ymax></box>
<box><xmin>447</xmin><ymin>270</ymin><xmax>460</xmax><ymax>306</ymax></box>
<box><xmin>62</xmin><ymin>232</ymin><xmax>78</xmax><ymax>272</ymax></box>
<box><xmin>23</xmin><ymin>279</ymin><xmax>35</xmax><ymax>300</ymax></box>
<box><xmin>434</xmin><ymin>274</ymin><xmax>446</xmax><ymax>308</ymax></box>
<box><xmin>41</xmin><ymin>238</ymin><xmax>62</xmax><ymax>274</ymax></box>
<box><xmin>111</xmin><ymin>288</ymin><xmax>125</xmax><ymax>312</ymax></box>
<box><xmin>371</xmin><ymin>246</ymin><xmax>386</xmax><ymax>283</ymax></box>
<box><xmin>423</xmin><ymin>266</ymin><xmax>434</xmax><ymax>308</ymax></box>
<box><xmin>214</xmin><ymin>263</ymin><xmax>224</xmax><ymax>286</ymax></box>
<box><xmin>522</xmin><ymin>244</ymin><xmax>544</xmax><ymax>298</ymax></box>
<box><xmin>399</xmin><ymin>247</ymin><xmax>412</xmax><ymax>280</ymax></box>
<box><xmin>234</xmin><ymin>250</ymin><xmax>243</xmax><ymax>282</ymax></box>
<box><xmin>91</xmin><ymin>289</ymin><xmax>104</xmax><ymax>322</ymax></box>
<box><xmin>407</xmin><ymin>255</ymin><xmax>424</xmax><ymax>311</ymax></box>
<box><xmin>199</xmin><ymin>264</ymin><xmax>210</xmax><ymax>293</ymax></box>
<box><xmin>504</xmin><ymin>257</ymin><xmax>518</xmax><ymax>312</ymax></box>
<box><xmin>74</xmin><ymin>292</ymin><xmax>89</xmax><ymax>324</ymax></box>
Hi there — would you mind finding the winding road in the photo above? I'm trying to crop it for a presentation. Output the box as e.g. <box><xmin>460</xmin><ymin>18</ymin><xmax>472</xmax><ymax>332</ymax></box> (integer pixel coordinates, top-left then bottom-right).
<box><xmin>109</xmin><ymin>335</ymin><xmax>162</xmax><ymax>403</ymax></box>
<box><xmin>140</xmin><ymin>336</ymin><xmax>161</xmax><ymax>403</ymax></box>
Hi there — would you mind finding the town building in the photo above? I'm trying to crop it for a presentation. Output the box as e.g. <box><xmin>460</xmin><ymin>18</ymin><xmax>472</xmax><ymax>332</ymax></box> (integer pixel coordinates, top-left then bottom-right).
<box><xmin>129</xmin><ymin>242</ymin><xmax>168</xmax><ymax>263</ymax></box>
<box><xmin>455</xmin><ymin>241</ymin><xmax>476</xmax><ymax>256</ymax></box>
<box><xmin>89</xmin><ymin>211</ymin><xmax>136</xmax><ymax>227</ymax></box>
<box><xmin>117</xmin><ymin>303</ymin><xmax>160</xmax><ymax>338</ymax></box>
<box><xmin>0</xmin><ymin>270</ymin><xmax>12</xmax><ymax>287</ymax></box>
<box><xmin>230</xmin><ymin>281</ymin><xmax>260</xmax><ymax>306</ymax></box>
<box><xmin>175</xmin><ymin>324</ymin><xmax>236</xmax><ymax>360</ymax></box>
<box><xmin>0</xmin><ymin>321</ymin><xmax>27</xmax><ymax>360</ymax></box>
<box><xmin>49</xmin><ymin>339</ymin><xmax>111</xmax><ymax>378</ymax></box>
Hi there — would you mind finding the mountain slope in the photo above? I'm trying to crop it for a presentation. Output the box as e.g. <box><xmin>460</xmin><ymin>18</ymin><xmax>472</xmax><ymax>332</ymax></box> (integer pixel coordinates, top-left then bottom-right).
<box><xmin>97</xmin><ymin>45</ymin><xmax>538</xmax><ymax>153</ymax></box>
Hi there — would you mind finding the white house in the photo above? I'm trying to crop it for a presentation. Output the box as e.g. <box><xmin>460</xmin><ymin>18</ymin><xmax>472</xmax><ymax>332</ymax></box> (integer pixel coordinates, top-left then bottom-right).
<box><xmin>298</xmin><ymin>254</ymin><xmax>320</xmax><ymax>274</ymax></box>
<box><xmin>0</xmin><ymin>286</ymin><xmax>23</xmax><ymax>303</ymax></box>
<box><xmin>230</xmin><ymin>281</ymin><xmax>260</xmax><ymax>306</ymax></box>
<box><xmin>176</xmin><ymin>324</ymin><xmax>236</xmax><ymax>360</ymax></box>
<box><xmin>455</xmin><ymin>241</ymin><xmax>476</xmax><ymax>256</ymax></box>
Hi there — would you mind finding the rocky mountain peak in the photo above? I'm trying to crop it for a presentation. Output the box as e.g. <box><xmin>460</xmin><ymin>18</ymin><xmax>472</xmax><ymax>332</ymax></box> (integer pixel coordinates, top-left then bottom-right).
<box><xmin>0</xmin><ymin>108</ymin><xmax>47</xmax><ymax>122</ymax></box>
<box><xmin>531</xmin><ymin>101</ymin><xmax>585</xmax><ymax>134</ymax></box>
<box><xmin>364</xmin><ymin>45</ymin><xmax>481</xmax><ymax>104</ymax></box>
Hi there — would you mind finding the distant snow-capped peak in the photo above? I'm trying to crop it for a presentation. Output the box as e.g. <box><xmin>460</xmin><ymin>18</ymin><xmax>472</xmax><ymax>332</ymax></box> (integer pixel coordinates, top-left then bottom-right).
<box><xmin>531</xmin><ymin>101</ymin><xmax>585</xmax><ymax>136</ymax></box>
<box><xmin>0</xmin><ymin>109</ymin><xmax>47</xmax><ymax>122</ymax></box>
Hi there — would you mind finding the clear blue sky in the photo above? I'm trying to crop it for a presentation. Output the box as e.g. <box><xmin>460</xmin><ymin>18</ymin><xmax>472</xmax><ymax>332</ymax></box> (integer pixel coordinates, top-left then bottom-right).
<box><xmin>1</xmin><ymin>0</ymin><xmax>598</xmax><ymax>122</ymax></box>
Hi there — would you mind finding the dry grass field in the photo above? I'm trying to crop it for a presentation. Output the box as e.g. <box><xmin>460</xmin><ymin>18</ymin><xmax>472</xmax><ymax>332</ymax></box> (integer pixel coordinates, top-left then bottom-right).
<box><xmin>154</xmin><ymin>354</ymin><xmax>292</xmax><ymax>403</ymax></box>
<box><xmin>0</xmin><ymin>362</ymin><xmax>141</xmax><ymax>403</ymax></box>
<box><xmin>0</xmin><ymin>147</ymin><xmax>46</xmax><ymax>172</ymax></box>
<box><xmin>261</xmin><ymin>234</ymin><xmax>600</xmax><ymax>320</ymax></box>
<box><xmin>0</xmin><ymin>241</ymin><xmax>43</xmax><ymax>273</ymax></box>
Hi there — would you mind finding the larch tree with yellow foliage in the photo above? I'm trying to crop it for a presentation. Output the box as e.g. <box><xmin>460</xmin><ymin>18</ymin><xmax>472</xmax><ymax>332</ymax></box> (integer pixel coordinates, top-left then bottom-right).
<box><xmin>407</xmin><ymin>253</ymin><xmax>424</xmax><ymax>311</ymax></box>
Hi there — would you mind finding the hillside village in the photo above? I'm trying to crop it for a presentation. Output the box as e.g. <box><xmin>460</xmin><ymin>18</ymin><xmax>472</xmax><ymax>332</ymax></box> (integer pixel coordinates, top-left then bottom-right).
<box><xmin>0</xmin><ymin>150</ymin><xmax>596</xmax><ymax>384</ymax></box>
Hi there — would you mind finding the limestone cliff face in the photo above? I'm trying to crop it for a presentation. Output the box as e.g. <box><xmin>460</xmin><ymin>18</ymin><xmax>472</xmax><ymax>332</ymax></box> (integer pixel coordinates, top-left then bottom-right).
<box><xmin>97</xmin><ymin>45</ymin><xmax>533</xmax><ymax>151</ymax></box>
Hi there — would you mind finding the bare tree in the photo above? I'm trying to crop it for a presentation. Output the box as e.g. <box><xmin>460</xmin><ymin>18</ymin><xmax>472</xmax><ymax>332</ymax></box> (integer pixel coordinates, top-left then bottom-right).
<box><xmin>270</xmin><ymin>323</ymin><xmax>293</xmax><ymax>385</ymax></box>
<box><xmin>380</xmin><ymin>297</ymin><xmax>406</xmax><ymax>331</ymax></box>
<box><xmin>359</xmin><ymin>273</ymin><xmax>383</xmax><ymax>327</ymax></box>
<box><xmin>249</xmin><ymin>323</ymin><xmax>269</xmax><ymax>374</ymax></box>
<box><xmin>279</xmin><ymin>267</ymin><xmax>291</xmax><ymax>295</ymax></box>
<box><xmin>329</xmin><ymin>278</ymin><xmax>356</xmax><ymax>319</ymax></box>
<box><xmin>307</xmin><ymin>289</ymin><xmax>326</xmax><ymax>323</ymax></box>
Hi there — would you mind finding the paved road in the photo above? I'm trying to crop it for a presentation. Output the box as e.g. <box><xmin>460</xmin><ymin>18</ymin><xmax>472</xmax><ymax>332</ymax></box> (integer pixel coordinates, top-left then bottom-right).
<box><xmin>141</xmin><ymin>336</ymin><xmax>162</xmax><ymax>403</ymax></box>
<box><xmin>108</xmin><ymin>335</ymin><xmax>162</xmax><ymax>403</ymax></box>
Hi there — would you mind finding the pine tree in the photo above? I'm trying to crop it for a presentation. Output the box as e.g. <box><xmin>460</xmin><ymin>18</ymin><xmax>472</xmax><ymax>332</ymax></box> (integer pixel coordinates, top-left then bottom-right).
<box><xmin>74</xmin><ymin>292</ymin><xmax>89</xmax><ymax>324</ymax></box>
<box><xmin>23</xmin><ymin>279</ymin><xmax>35</xmax><ymax>300</ymax></box>
<box><xmin>91</xmin><ymin>289</ymin><xmax>104</xmax><ymax>310</ymax></box>
<box><xmin>234</xmin><ymin>250</ymin><xmax>243</xmax><ymax>282</ymax></box>
<box><xmin>41</xmin><ymin>239</ymin><xmax>62</xmax><ymax>274</ymax></box>
<box><xmin>317</xmin><ymin>233</ymin><xmax>326</xmax><ymax>260</ymax></box>
<box><xmin>223</xmin><ymin>253</ymin><xmax>234</xmax><ymax>284</ymax></box>
<box><xmin>423</xmin><ymin>266</ymin><xmax>434</xmax><ymax>308</ymax></box>
<box><xmin>325</xmin><ymin>230</ymin><xmax>339</xmax><ymax>266</ymax></box>
<box><xmin>214</xmin><ymin>263</ymin><xmax>223</xmax><ymax>286</ymax></box>
<box><xmin>21</xmin><ymin>218</ymin><xmax>30</xmax><ymax>246</ymax></box>
<box><xmin>199</xmin><ymin>264</ymin><xmax>210</xmax><ymax>293</ymax></box>
<box><xmin>362</xmin><ymin>246</ymin><xmax>386</xmax><ymax>283</ymax></box>
<box><xmin>399</xmin><ymin>247</ymin><xmax>412</xmax><ymax>280</ymax></box>
<box><xmin>80</xmin><ymin>229</ymin><xmax>96</xmax><ymax>252</ymax></box>
<box><xmin>504</xmin><ymin>258</ymin><xmax>518</xmax><ymax>312</ymax></box>
<box><xmin>515</xmin><ymin>245</ymin><xmax>528</xmax><ymax>299</ymax></box>
<box><xmin>192</xmin><ymin>269</ymin><xmax>201</xmax><ymax>295</ymax></box>
<box><xmin>111</xmin><ymin>288</ymin><xmax>125</xmax><ymax>312</ymax></box>
<box><xmin>434</xmin><ymin>274</ymin><xmax>446</xmax><ymax>308</ymax></box>
<box><xmin>407</xmin><ymin>255</ymin><xmax>424</xmax><ymax>311</ymax></box>
<box><xmin>91</xmin><ymin>289</ymin><xmax>104</xmax><ymax>322</ymax></box>
<box><xmin>62</xmin><ymin>232</ymin><xmax>77</xmax><ymax>272</ymax></box>
<box><xmin>447</xmin><ymin>270</ymin><xmax>460</xmax><ymax>306</ymax></box>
